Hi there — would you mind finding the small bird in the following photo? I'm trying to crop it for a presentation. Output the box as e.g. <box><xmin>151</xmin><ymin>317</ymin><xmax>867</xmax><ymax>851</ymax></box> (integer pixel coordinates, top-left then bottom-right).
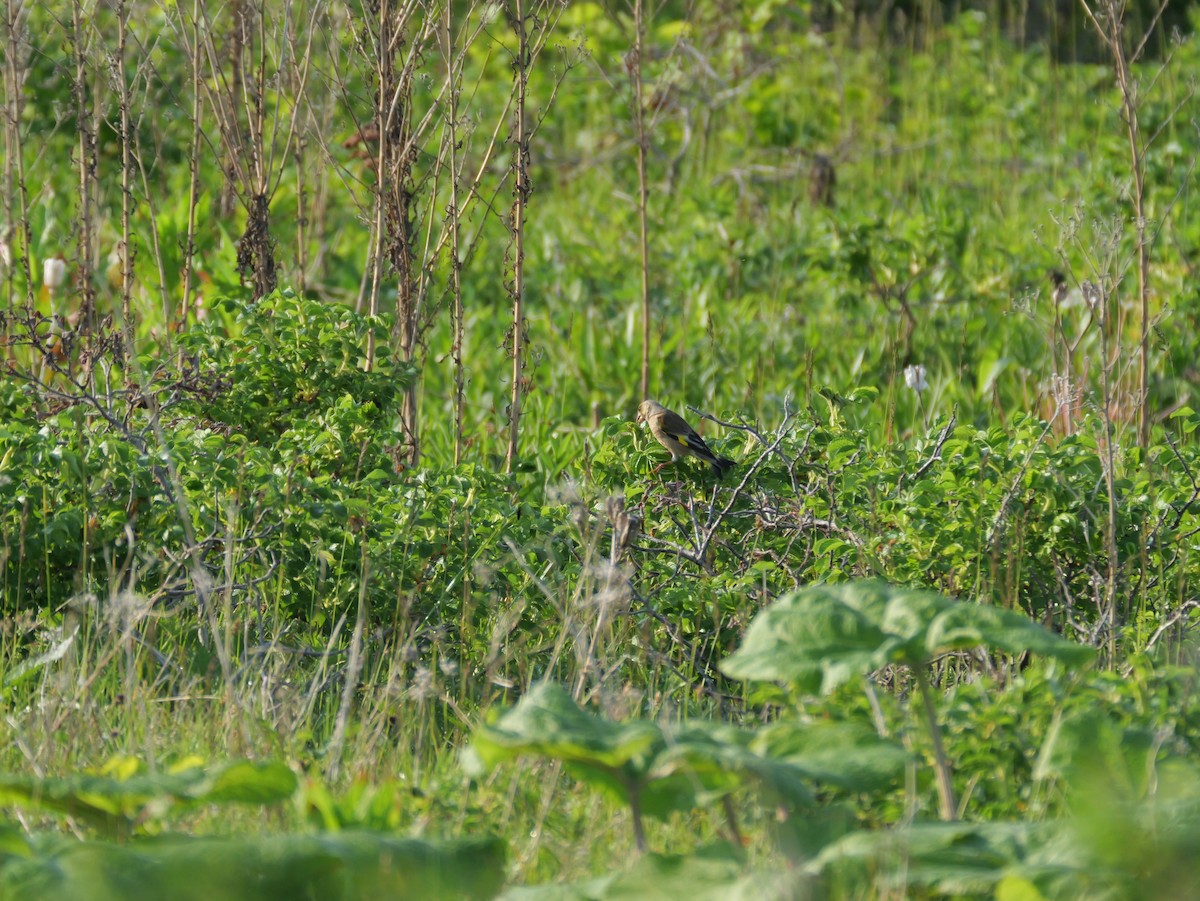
<box><xmin>637</xmin><ymin>399</ymin><xmax>735</xmax><ymax>478</ymax></box>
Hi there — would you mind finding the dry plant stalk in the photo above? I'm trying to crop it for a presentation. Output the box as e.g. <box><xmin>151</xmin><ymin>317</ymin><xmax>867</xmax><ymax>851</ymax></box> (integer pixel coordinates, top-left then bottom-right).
<box><xmin>1076</xmin><ymin>0</ymin><xmax>1168</xmax><ymax>449</ymax></box>
<box><xmin>371</xmin><ymin>1</ymin><xmax>429</xmax><ymax>461</ymax></box>
<box><xmin>294</xmin><ymin>136</ymin><xmax>308</xmax><ymax>295</ymax></box>
<box><xmin>1072</xmin><ymin>0</ymin><xmax>1188</xmax><ymax>656</ymax></box>
<box><xmin>116</xmin><ymin>0</ymin><xmax>135</xmax><ymax>352</ymax></box>
<box><xmin>357</xmin><ymin>1</ymin><xmax>482</xmax><ymax>463</ymax></box>
<box><xmin>339</xmin><ymin>1</ymin><xmax>558</xmax><ymax>466</ymax></box>
<box><xmin>70</xmin><ymin>0</ymin><xmax>99</xmax><ymax>335</ymax></box>
<box><xmin>443</xmin><ymin>3</ymin><xmax>466</xmax><ymax>466</ymax></box>
<box><xmin>1092</xmin><ymin>279</ymin><xmax>1121</xmax><ymax>663</ymax></box>
<box><xmin>631</xmin><ymin>0</ymin><xmax>652</xmax><ymax>402</ymax></box>
<box><xmin>179</xmin><ymin>0</ymin><xmax>205</xmax><ymax>328</ymax></box>
<box><xmin>502</xmin><ymin>0</ymin><xmax>573</xmax><ymax>472</ymax></box>
<box><xmin>185</xmin><ymin>0</ymin><xmax>316</xmax><ymax>300</ymax></box>
<box><xmin>504</xmin><ymin>0</ymin><xmax>531</xmax><ymax>474</ymax></box>
<box><xmin>1</xmin><ymin>0</ymin><xmax>36</xmax><ymax>316</ymax></box>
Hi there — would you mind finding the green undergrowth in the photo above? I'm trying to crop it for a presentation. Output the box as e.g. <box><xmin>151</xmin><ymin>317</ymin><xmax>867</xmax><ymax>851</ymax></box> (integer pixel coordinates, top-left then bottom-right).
<box><xmin>5</xmin><ymin>290</ymin><xmax>1200</xmax><ymax>899</ymax></box>
<box><xmin>6</xmin><ymin>291</ymin><xmax>1199</xmax><ymax>658</ymax></box>
<box><xmin>4</xmin><ymin>586</ymin><xmax>1200</xmax><ymax>897</ymax></box>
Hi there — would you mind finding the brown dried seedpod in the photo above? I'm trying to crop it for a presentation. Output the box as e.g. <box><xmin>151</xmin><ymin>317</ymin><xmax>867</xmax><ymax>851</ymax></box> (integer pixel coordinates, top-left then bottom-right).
<box><xmin>808</xmin><ymin>154</ymin><xmax>836</xmax><ymax>207</ymax></box>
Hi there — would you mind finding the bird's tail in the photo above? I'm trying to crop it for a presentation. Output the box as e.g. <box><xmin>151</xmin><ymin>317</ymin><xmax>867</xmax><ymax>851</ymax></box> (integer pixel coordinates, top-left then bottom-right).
<box><xmin>710</xmin><ymin>456</ymin><xmax>736</xmax><ymax>479</ymax></box>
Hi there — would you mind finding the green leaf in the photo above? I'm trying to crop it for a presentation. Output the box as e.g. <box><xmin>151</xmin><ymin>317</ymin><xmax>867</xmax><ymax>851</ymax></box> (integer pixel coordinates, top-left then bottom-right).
<box><xmin>192</xmin><ymin>760</ymin><xmax>298</xmax><ymax>805</ymax></box>
<box><xmin>1169</xmin><ymin>406</ymin><xmax>1198</xmax><ymax>435</ymax></box>
<box><xmin>1033</xmin><ymin>709</ymin><xmax>1158</xmax><ymax>797</ymax></box>
<box><xmin>996</xmin><ymin>874</ymin><xmax>1051</xmax><ymax>901</ymax></box>
<box><xmin>754</xmin><ymin>721</ymin><xmax>910</xmax><ymax>793</ymax></box>
<box><xmin>0</xmin><ymin>832</ymin><xmax>504</xmax><ymax>901</ymax></box>
<box><xmin>976</xmin><ymin>350</ymin><xmax>1009</xmax><ymax>398</ymax></box>
<box><xmin>462</xmin><ymin>682</ymin><xmax>661</xmax><ymax>777</ymax></box>
<box><xmin>0</xmin><ymin>759</ymin><xmax>297</xmax><ymax>838</ymax></box>
<box><xmin>805</xmin><ymin>821</ymin><xmax>1089</xmax><ymax>895</ymax></box>
<box><xmin>722</xmin><ymin>581</ymin><xmax>1092</xmax><ymax>694</ymax></box>
<box><xmin>926</xmin><ymin>603</ymin><xmax>1094</xmax><ymax>665</ymax></box>
<box><xmin>718</xmin><ymin>585</ymin><xmax>892</xmax><ymax>693</ymax></box>
<box><xmin>605</xmin><ymin>845</ymin><xmax>803</xmax><ymax>900</ymax></box>
<box><xmin>498</xmin><ymin>844</ymin><xmax>804</xmax><ymax>901</ymax></box>
<box><xmin>464</xmin><ymin>684</ymin><xmax>815</xmax><ymax>818</ymax></box>
<box><xmin>645</xmin><ymin>723</ymin><xmax>815</xmax><ymax>813</ymax></box>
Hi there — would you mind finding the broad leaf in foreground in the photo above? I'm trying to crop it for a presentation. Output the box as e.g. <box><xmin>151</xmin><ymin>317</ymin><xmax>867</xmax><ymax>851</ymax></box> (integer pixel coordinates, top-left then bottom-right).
<box><xmin>721</xmin><ymin>581</ymin><xmax>1092</xmax><ymax>693</ymax></box>
<box><xmin>462</xmin><ymin>682</ymin><xmax>661</xmax><ymax>776</ymax></box>
<box><xmin>0</xmin><ymin>759</ymin><xmax>297</xmax><ymax>838</ymax></box>
<box><xmin>804</xmin><ymin>820</ymin><xmax>1092</xmax><ymax>898</ymax></box>
<box><xmin>0</xmin><ymin>831</ymin><xmax>504</xmax><ymax>901</ymax></box>
<box><xmin>753</xmin><ymin>720</ymin><xmax>910</xmax><ymax>794</ymax></box>
<box><xmin>498</xmin><ymin>843</ymin><xmax>804</xmax><ymax>901</ymax></box>
<box><xmin>464</xmin><ymin>682</ymin><xmax>814</xmax><ymax>821</ymax></box>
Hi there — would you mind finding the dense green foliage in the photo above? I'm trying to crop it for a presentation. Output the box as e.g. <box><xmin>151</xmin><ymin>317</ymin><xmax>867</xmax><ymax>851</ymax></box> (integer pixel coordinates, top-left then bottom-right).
<box><xmin>3</xmin><ymin>0</ymin><xmax>1200</xmax><ymax>897</ymax></box>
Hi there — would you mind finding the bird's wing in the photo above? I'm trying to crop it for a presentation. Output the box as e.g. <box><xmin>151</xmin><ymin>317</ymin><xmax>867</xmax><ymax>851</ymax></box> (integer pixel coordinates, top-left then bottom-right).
<box><xmin>659</xmin><ymin>412</ymin><xmax>717</xmax><ymax>460</ymax></box>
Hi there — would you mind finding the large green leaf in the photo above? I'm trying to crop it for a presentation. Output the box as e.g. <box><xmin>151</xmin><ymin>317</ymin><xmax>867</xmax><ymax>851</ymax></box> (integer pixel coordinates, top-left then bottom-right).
<box><xmin>498</xmin><ymin>844</ymin><xmax>804</xmax><ymax>901</ymax></box>
<box><xmin>717</xmin><ymin>584</ymin><xmax>895</xmax><ymax>692</ymax></box>
<box><xmin>191</xmin><ymin>760</ymin><xmax>300</xmax><ymax>805</ymax></box>
<box><xmin>0</xmin><ymin>831</ymin><xmax>504</xmax><ymax>901</ymax></box>
<box><xmin>464</xmin><ymin>683</ymin><xmax>814</xmax><ymax>817</ymax></box>
<box><xmin>804</xmin><ymin>821</ymin><xmax>1092</xmax><ymax>897</ymax></box>
<box><xmin>462</xmin><ymin>682</ymin><xmax>661</xmax><ymax>776</ymax></box>
<box><xmin>926</xmin><ymin>603</ymin><xmax>1094</xmax><ymax>665</ymax></box>
<box><xmin>643</xmin><ymin>723</ymin><xmax>815</xmax><ymax>814</ymax></box>
<box><xmin>722</xmin><ymin>581</ymin><xmax>1092</xmax><ymax>693</ymax></box>
<box><xmin>0</xmin><ymin>760</ymin><xmax>298</xmax><ymax>838</ymax></box>
<box><xmin>753</xmin><ymin>721</ymin><xmax>910</xmax><ymax>794</ymax></box>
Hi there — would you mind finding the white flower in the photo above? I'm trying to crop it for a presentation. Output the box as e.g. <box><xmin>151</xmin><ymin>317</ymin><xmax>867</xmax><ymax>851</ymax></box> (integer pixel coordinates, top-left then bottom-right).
<box><xmin>43</xmin><ymin>256</ymin><xmax>67</xmax><ymax>291</ymax></box>
<box><xmin>903</xmin><ymin>364</ymin><xmax>928</xmax><ymax>393</ymax></box>
<box><xmin>0</xmin><ymin>240</ymin><xmax>11</xmax><ymax>273</ymax></box>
